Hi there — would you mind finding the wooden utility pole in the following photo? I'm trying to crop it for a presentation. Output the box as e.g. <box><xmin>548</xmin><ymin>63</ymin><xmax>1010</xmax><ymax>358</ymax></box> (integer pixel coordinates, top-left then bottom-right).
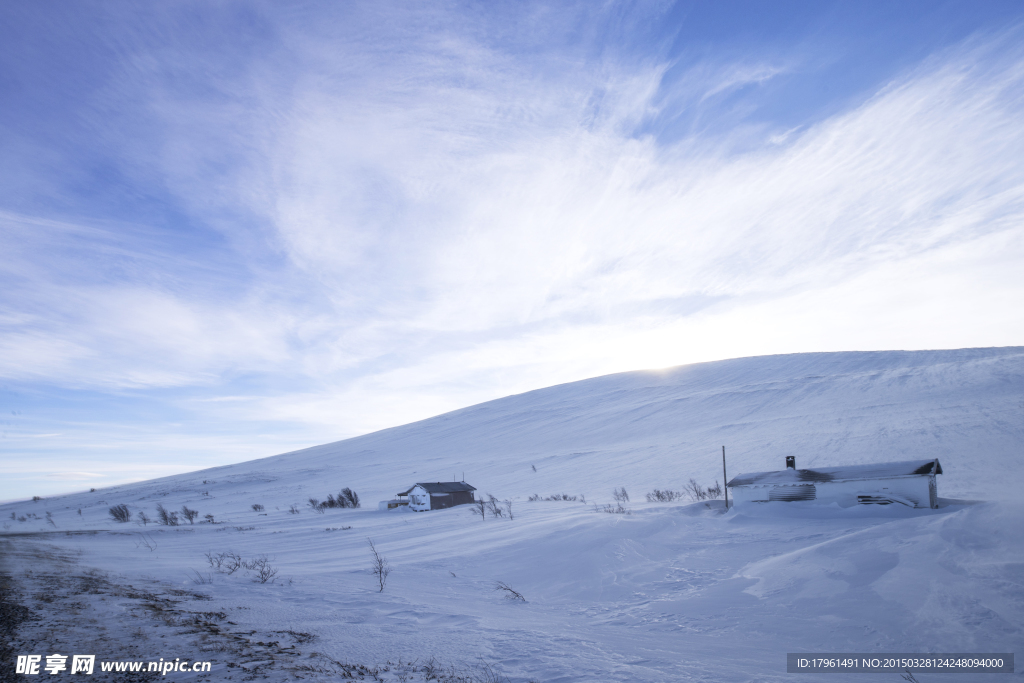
<box><xmin>722</xmin><ymin>445</ymin><xmax>729</xmax><ymax>509</ymax></box>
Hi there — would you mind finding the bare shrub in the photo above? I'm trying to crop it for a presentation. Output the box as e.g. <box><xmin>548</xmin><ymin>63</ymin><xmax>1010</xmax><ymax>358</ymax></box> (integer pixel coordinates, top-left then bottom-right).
<box><xmin>244</xmin><ymin>555</ymin><xmax>278</xmax><ymax>584</ymax></box>
<box><xmin>318</xmin><ymin>487</ymin><xmax>361</xmax><ymax>509</ymax></box>
<box><xmin>223</xmin><ymin>552</ymin><xmax>243</xmax><ymax>574</ymax></box>
<box><xmin>422</xmin><ymin>658</ymin><xmax>439</xmax><ymax>680</ymax></box>
<box><xmin>528</xmin><ymin>494</ymin><xmax>539</xmax><ymax>501</ymax></box>
<box><xmin>109</xmin><ymin>504</ymin><xmax>131</xmax><ymax>523</ymax></box>
<box><xmin>45</xmin><ymin>511</ymin><xmax>56</xmax><ymax>528</ymax></box>
<box><xmin>494</xmin><ymin>581</ymin><xmax>525</xmax><ymax>602</ymax></box>
<box><xmin>205</xmin><ymin>551</ymin><xmax>243</xmax><ymax>574</ymax></box>
<box><xmin>202</xmin><ymin>514</ymin><xmax>215</xmax><ymax>524</ymax></box>
<box><xmin>288</xmin><ymin>504</ymin><xmax>300</xmax><ymax>514</ymax></box>
<box><xmin>486</xmin><ymin>494</ymin><xmax>504</xmax><ymax>518</ymax></box>
<box><xmin>477</xmin><ymin>661</ymin><xmax>513</xmax><ymax>683</ymax></box>
<box><xmin>187</xmin><ymin>569</ymin><xmax>213</xmax><ymax>585</ymax></box>
<box><xmin>646</xmin><ymin>489</ymin><xmax>684</xmax><ymax>503</ymax></box>
<box><xmin>706</xmin><ymin>481</ymin><xmax>723</xmax><ymax>499</ymax></box>
<box><xmin>503</xmin><ymin>499</ymin><xmax>514</xmax><ymax>520</ymax></box>
<box><xmin>595</xmin><ymin>503</ymin><xmax>630</xmax><ymax>515</ymax></box>
<box><xmin>32</xmin><ymin>496</ymin><xmax>42</xmax><ymax>502</ymax></box>
<box><xmin>181</xmin><ymin>506</ymin><xmax>199</xmax><ymax>524</ymax></box>
<box><xmin>135</xmin><ymin>534</ymin><xmax>158</xmax><ymax>551</ymax></box>
<box><xmin>684</xmin><ymin>478</ymin><xmax>708</xmax><ymax>501</ymax></box>
<box><xmin>471</xmin><ymin>499</ymin><xmax>487</xmax><ymax>520</ymax></box>
<box><xmin>341</xmin><ymin>487</ymin><xmax>360</xmax><ymax>508</ymax></box>
<box><xmin>368</xmin><ymin>538</ymin><xmax>390</xmax><ymax>592</ymax></box>
<box><xmin>156</xmin><ymin>504</ymin><xmax>179</xmax><ymax>526</ymax></box>
<box><xmin>136</xmin><ymin>511</ymin><xmax>150</xmax><ymax>526</ymax></box>
<box><xmin>613</xmin><ymin>487</ymin><xmax>630</xmax><ymax>503</ymax></box>
<box><xmin>308</xmin><ymin>498</ymin><xmax>325</xmax><ymax>514</ymax></box>
<box><xmin>529</xmin><ymin>493</ymin><xmax>579</xmax><ymax>502</ymax></box>
<box><xmin>251</xmin><ymin>503</ymin><xmax>265</xmax><ymax>512</ymax></box>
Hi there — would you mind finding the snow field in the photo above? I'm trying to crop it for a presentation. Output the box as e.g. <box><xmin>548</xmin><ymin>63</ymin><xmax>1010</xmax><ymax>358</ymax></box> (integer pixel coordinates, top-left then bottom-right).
<box><xmin>4</xmin><ymin>498</ymin><xmax>1022</xmax><ymax>681</ymax></box>
<box><xmin>2</xmin><ymin>347</ymin><xmax>1023</xmax><ymax>681</ymax></box>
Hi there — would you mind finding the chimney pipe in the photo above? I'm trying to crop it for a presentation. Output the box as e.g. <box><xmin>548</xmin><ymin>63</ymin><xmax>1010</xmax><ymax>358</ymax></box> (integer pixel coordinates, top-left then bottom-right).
<box><xmin>786</xmin><ymin>456</ymin><xmax>796</xmax><ymax>470</ymax></box>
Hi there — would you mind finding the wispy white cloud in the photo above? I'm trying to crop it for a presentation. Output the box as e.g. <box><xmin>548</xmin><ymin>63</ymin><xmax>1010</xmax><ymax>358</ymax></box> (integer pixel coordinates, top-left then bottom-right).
<box><xmin>235</xmin><ymin>22</ymin><xmax>1024</xmax><ymax>432</ymax></box>
<box><xmin>0</xmin><ymin>210</ymin><xmax>295</xmax><ymax>388</ymax></box>
<box><xmin>699</xmin><ymin>62</ymin><xmax>788</xmax><ymax>102</ymax></box>
<box><xmin>261</xmin><ymin>22</ymin><xmax>1024</xmax><ymax>324</ymax></box>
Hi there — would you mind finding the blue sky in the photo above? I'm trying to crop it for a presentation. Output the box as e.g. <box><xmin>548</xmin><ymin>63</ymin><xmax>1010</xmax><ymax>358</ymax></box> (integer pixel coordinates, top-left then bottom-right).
<box><xmin>2</xmin><ymin>1</ymin><xmax>1023</xmax><ymax>500</ymax></box>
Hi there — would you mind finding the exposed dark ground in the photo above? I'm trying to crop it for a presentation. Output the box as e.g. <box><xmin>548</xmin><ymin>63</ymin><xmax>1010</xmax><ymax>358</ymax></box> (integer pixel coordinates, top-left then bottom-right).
<box><xmin>0</xmin><ymin>541</ymin><xmax>33</xmax><ymax>683</ymax></box>
<box><xmin>0</xmin><ymin>534</ymin><xmax>514</xmax><ymax>682</ymax></box>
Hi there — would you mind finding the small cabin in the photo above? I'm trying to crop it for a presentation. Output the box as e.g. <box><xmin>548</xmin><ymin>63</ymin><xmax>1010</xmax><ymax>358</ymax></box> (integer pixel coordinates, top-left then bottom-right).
<box><xmin>727</xmin><ymin>456</ymin><xmax>942</xmax><ymax>508</ymax></box>
<box><xmin>396</xmin><ymin>482</ymin><xmax>477</xmax><ymax>512</ymax></box>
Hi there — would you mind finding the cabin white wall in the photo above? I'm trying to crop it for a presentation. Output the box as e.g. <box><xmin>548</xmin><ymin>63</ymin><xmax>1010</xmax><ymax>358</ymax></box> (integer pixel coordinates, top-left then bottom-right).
<box><xmin>408</xmin><ymin>486</ymin><xmax>431</xmax><ymax>511</ymax></box>
<box><xmin>730</xmin><ymin>476</ymin><xmax>936</xmax><ymax>508</ymax></box>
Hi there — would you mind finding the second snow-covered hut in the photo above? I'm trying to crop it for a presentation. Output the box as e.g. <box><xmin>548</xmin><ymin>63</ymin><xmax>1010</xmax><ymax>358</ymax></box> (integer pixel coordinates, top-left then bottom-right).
<box><xmin>727</xmin><ymin>456</ymin><xmax>943</xmax><ymax>508</ymax></box>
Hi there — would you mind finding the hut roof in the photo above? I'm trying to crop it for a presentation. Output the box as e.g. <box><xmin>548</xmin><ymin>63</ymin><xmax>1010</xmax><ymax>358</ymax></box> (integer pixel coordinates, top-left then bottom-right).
<box><xmin>727</xmin><ymin>458</ymin><xmax>942</xmax><ymax>487</ymax></box>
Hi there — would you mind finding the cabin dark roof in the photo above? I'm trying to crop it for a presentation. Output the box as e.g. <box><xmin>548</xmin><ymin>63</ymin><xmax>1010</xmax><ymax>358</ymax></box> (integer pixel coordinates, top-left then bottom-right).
<box><xmin>398</xmin><ymin>482</ymin><xmax>477</xmax><ymax>496</ymax></box>
<box><xmin>727</xmin><ymin>458</ymin><xmax>942</xmax><ymax>487</ymax></box>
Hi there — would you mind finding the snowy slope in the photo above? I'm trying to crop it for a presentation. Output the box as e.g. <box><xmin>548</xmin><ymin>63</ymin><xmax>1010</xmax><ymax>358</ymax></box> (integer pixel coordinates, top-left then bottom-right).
<box><xmin>75</xmin><ymin>346</ymin><xmax>1024</xmax><ymax>507</ymax></box>
<box><xmin>2</xmin><ymin>347</ymin><xmax>1023</xmax><ymax>682</ymax></box>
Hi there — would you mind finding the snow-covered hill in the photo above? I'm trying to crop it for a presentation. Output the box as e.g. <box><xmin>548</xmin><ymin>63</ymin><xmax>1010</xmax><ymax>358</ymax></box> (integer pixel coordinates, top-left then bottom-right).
<box><xmin>64</xmin><ymin>346</ymin><xmax>1024</xmax><ymax>509</ymax></box>
<box><xmin>2</xmin><ymin>347</ymin><xmax>1022</xmax><ymax>682</ymax></box>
